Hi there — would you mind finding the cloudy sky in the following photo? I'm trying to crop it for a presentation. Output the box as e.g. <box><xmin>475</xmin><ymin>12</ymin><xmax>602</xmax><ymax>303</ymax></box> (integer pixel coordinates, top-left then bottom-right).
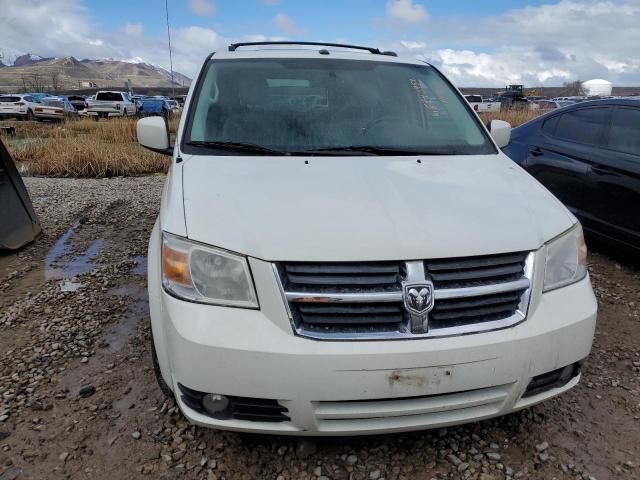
<box><xmin>0</xmin><ymin>0</ymin><xmax>639</xmax><ymax>87</ymax></box>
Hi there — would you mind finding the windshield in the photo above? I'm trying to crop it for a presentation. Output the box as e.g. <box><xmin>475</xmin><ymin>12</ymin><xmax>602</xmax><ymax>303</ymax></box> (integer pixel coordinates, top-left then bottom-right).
<box><xmin>184</xmin><ymin>58</ymin><xmax>495</xmax><ymax>156</ymax></box>
<box><xmin>43</xmin><ymin>100</ymin><xmax>64</xmax><ymax>107</ymax></box>
<box><xmin>96</xmin><ymin>92</ymin><xmax>123</xmax><ymax>102</ymax></box>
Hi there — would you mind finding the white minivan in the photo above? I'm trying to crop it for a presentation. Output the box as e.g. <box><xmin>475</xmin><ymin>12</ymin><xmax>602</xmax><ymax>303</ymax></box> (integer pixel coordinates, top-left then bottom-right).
<box><xmin>137</xmin><ymin>42</ymin><xmax>597</xmax><ymax>436</ymax></box>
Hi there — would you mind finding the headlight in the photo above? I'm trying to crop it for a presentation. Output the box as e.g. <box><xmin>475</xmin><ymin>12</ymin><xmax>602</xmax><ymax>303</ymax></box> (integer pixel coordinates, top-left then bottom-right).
<box><xmin>162</xmin><ymin>232</ymin><xmax>258</xmax><ymax>308</ymax></box>
<box><xmin>543</xmin><ymin>224</ymin><xmax>587</xmax><ymax>292</ymax></box>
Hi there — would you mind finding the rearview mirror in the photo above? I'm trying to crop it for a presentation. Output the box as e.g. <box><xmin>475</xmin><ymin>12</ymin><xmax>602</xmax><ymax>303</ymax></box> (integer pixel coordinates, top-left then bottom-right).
<box><xmin>489</xmin><ymin>119</ymin><xmax>512</xmax><ymax>148</ymax></box>
<box><xmin>137</xmin><ymin>116</ymin><xmax>173</xmax><ymax>155</ymax></box>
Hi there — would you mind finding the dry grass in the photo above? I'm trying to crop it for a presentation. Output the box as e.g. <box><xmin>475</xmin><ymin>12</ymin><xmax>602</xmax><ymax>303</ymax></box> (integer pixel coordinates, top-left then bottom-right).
<box><xmin>479</xmin><ymin>109</ymin><xmax>544</xmax><ymax>127</ymax></box>
<box><xmin>1</xmin><ymin>116</ymin><xmax>179</xmax><ymax>177</ymax></box>
<box><xmin>1</xmin><ymin>110</ymin><xmax>543</xmax><ymax>178</ymax></box>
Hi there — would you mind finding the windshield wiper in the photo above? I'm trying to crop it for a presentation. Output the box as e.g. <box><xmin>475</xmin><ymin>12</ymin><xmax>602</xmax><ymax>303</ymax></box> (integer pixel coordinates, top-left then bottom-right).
<box><xmin>186</xmin><ymin>140</ymin><xmax>287</xmax><ymax>155</ymax></box>
<box><xmin>300</xmin><ymin>145</ymin><xmax>455</xmax><ymax>156</ymax></box>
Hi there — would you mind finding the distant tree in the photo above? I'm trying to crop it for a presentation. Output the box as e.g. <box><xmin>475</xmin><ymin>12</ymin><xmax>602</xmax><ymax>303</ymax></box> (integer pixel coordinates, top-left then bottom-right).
<box><xmin>561</xmin><ymin>80</ymin><xmax>587</xmax><ymax>96</ymax></box>
<box><xmin>27</xmin><ymin>73</ymin><xmax>45</xmax><ymax>92</ymax></box>
<box><xmin>50</xmin><ymin>70</ymin><xmax>62</xmax><ymax>93</ymax></box>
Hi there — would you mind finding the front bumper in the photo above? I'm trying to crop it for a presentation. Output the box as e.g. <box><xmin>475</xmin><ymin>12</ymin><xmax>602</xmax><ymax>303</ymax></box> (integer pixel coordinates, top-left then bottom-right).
<box><xmin>149</xmin><ymin>235</ymin><xmax>597</xmax><ymax>435</ymax></box>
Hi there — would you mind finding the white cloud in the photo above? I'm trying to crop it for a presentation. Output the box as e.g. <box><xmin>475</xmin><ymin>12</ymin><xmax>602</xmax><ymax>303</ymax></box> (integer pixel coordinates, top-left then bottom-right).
<box><xmin>386</xmin><ymin>0</ymin><xmax>428</xmax><ymax>25</ymax></box>
<box><xmin>388</xmin><ymin>0</ymin><xmax>640</xmax><ymax>86</ymax></box>
<box><xmin>273</xmin><ymin>13</ymin><xmax>305</xmax><ymax>35</ymax></box>
<box><xmin>124</xmin><ymin>23</ymin><xmax>144</xmax><ymax>36</ymax></box>
<box><xmin>0</xmin><ymin>0</ymin><xmax>227</xmax><ymax>76</ymax></box>
<box><xmin>400</xmin><ymin>40</ymin><xmax>427</xmax><ymax>50</ymax></box>
<box><xmin>1</xmin><ymin>0</ymin><xmax>640</xmax><ymax>87</ymax></box>
<box><xmin>189</xmin><ymin>0</ymin><xmax>215</xmax><ymax>16</ymax></box>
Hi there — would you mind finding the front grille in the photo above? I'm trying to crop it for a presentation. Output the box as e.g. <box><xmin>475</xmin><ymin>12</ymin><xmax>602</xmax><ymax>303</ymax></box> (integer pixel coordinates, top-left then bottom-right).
<box><xmin>283</xmin><ymin>262</ymin><xmax>401</xmax><ymax>292</ymax></box>
<box><xmin>276</xmin><ymin>251</ymin><xmax>533</xmax><ymax>340</ymax></box>
<box><xmin>297</xmin><ymin>302</ymin><xmax>404</xmax><ymax>333</ymax></box>
<box><xmin>430</xmin><ymin>289</ymin><xmax>526</xmax><ymax>329</ymax></box>
<box><xmin>426</xmin><ymin>252</ymin><xmax>527</xmax><ymax>288</ymax></box>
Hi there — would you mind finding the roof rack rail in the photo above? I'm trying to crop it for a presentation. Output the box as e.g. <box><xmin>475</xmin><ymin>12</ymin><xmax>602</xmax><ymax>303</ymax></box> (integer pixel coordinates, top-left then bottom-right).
<box><xmin>227</xmin><ymin>41</ymin><xmax>397</xmax><ymax>56</ymax></box>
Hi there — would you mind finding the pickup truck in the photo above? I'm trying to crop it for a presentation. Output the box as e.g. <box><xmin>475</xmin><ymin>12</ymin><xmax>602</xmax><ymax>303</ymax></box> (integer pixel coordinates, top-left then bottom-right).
<box><xmin>86</xmin><ymin>91</ymin><xmax>136</xmax><ymax>120</ymax></box>
<box><xmin>464</xmin><ymin>94</ymin><xmax>501</xmax><ymax>113</ymax></box>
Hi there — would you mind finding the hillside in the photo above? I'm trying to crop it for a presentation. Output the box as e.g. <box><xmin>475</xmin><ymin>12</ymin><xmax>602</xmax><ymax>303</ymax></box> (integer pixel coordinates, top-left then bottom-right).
<box><xmin>0</xmin><ymin>52</ymin><xmax>191</xmax><ymax>91</ymax></box>
<box><xmin>0</xmin><ymin>47</ymin><xmax>45</xmax><ymax>67</ymax></box>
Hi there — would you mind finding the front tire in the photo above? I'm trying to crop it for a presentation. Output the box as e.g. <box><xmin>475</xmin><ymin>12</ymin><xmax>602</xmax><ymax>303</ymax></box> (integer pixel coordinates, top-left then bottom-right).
<box><xmin>151</xmin><ymin>331</ymin><xmax>173</xmax><ymax>399</ymax></box>
<box><xmin>26</xmin><ymin>109</ymin><xmax>34</xmax><ymax>121</ymax></box>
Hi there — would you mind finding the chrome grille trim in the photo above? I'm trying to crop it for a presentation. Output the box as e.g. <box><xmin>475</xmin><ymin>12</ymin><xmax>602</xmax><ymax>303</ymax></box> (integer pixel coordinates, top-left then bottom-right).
<box><xmin>284</xmin><ymin>278</ymin><xmax>531</xmax><ymax>304</ymax></box>
<box><xmin>274</xmin><ymin>252</ymin><xmax>535</xmax><ymax>341</ymax></box>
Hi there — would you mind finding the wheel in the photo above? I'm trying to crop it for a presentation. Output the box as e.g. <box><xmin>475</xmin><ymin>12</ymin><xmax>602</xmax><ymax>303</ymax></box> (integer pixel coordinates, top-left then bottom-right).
<box><xmin>123</xmin><ymin>109</ymin><xmax>127</xmax><ymax>117</ymax></box>
<box><xmin>151</xmin><ymin>331</ymin><xmax>173</xmax><ymax>399</ymax></box>
<box><xmin>26</xmin><ymin>109</ymin><xmax>34</xmax><ymax>121</ymax></box>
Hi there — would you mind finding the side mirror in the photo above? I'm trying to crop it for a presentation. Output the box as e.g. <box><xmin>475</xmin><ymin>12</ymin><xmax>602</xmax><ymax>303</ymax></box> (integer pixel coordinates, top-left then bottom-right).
<box><xmin>489</xmin><ymin>119</ymin><xmax>512</xmax><ymax>148</ymax></box>
<box><xmin>137</xmin><ymin>116</ymin><xmax>173</xmax><ymax>156</ymax></box>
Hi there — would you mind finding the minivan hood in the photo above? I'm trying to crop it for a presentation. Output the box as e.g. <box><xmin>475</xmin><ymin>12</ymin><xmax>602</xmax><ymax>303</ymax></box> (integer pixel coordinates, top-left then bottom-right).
<box><xmin>181</xmin><ymin>154</ymin><xmax>573</xmax><ymax>261</ymax></box>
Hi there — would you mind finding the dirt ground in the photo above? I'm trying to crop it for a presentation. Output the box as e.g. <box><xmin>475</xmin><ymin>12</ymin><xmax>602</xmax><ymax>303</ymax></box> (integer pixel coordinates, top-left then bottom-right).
<box><xmin>0</xmin><ymin>177</ymin><xmax>638</xmax><ymax>480</ymax></box>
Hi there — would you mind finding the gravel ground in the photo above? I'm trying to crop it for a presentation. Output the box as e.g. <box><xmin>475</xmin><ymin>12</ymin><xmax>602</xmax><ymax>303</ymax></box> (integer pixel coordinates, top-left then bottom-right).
<box><xmin>0</xmin><ymin>176</ymin><xmax>638</xmax><ymax>480</ymax></box>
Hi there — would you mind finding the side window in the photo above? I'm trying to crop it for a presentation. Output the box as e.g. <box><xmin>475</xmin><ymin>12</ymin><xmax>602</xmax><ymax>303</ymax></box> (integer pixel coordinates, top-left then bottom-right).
<box><xmin>607</xmin><ymin>107</ymin><xmax>640</xmax><ymax>157</ymax></box>
<box><xmin>553</xmin><ymin>107</ymin><xmax>609</xmax><ymax>145</ymax></box>
<box><xmin>542</xmin><ymin>115</ymin><xmax>559</xmax><ymax>135</ymax></box>
<box><xmin>24</xmin><ymin>96</ymin><xmax>32</xmax><ymax>102</ymax></box>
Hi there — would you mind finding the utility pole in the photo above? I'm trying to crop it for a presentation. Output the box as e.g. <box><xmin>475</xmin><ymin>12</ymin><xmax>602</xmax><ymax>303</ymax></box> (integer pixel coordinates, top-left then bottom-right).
<box><xmin>165</xmin><ymin>0</ymin><xmax>175</xmax><ymax>98</ymax></box>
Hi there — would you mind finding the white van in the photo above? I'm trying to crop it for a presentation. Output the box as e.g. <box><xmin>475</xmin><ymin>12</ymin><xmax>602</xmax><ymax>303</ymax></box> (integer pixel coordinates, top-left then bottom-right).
<box><xmin>137</xmin><ymin>42</ymin><xmax>597</xmax><ymax>436</ymax></box>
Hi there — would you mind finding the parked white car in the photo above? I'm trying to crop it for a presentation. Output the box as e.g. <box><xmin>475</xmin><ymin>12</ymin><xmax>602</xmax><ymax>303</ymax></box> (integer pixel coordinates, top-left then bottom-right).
<box><xmin>0</xmin><ymin>94</ymin><xmax>39</xmax><ymax>120</ymax></box>
<box><xmin>137</xmin><ymin>42</ymin><xmax>597</xmax><ymax>436</ymax></box>
<box><xmin>34</xmin><ymin>97</ymin><xmax>78</xmax><ymax>122</ymax></box>
<box><xmin>464</xmin><ymin>94</ymin><xmax>501</xmax><ymax>113</ymax></box>
<box><xmin>86</xmin><ymin>90</ymin><xmax>136</xmax><ymax>120</ymax></box>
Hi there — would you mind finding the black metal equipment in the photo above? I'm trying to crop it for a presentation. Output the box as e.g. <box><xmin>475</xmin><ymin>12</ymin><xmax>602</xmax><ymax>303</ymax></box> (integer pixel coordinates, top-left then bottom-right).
<box><xmin>499</xmin><ymin>84</ymin><xmax>529</xmax><ymax>110</ymax></box>
<box><xmin>228</xmin><ymin>41</ymin><xmax>398</xmax><ymax>56</ymax></box>
<box><xmin>0</xmin><ymin>138</ymin><xmax>41</xmax><ymax>250</ymax></box>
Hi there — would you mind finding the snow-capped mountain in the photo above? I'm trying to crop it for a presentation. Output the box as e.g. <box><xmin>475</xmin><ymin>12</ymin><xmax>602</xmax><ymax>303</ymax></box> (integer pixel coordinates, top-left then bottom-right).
<box><xmin>0</xmin><ymin>47</ymin><xmax>44</xmax><ymax>67</ymax></box>
<box><xmin>0</xmin><ymin>48</ymin><xmax>191</xmax><ymax>89</ymax></box>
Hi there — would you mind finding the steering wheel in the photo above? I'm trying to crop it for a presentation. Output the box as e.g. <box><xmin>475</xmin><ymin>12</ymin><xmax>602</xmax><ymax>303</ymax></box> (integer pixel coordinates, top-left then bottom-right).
<box><xmin>362</xmin><ymin>116</ymin><xmax>408</xmax><ymax>136</ymax></box>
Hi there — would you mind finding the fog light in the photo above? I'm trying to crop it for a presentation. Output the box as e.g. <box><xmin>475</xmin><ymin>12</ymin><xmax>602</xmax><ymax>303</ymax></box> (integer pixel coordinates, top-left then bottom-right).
<box><xmin>203</xmin><ymin>394</ymin><xmax>230</xmax><ymax>418</ymax></box>
<box><xmin>558</xmin><ymin>365</ymin><xmax>575</xmax><ymax>383</ymax></box>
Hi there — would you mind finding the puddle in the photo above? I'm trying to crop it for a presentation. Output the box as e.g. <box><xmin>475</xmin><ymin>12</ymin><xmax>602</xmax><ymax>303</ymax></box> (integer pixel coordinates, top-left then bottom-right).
<box><xmin>130</xmin><ymin>256</ymin><xmax>147</xmax><ymax>276</ymax></box>
<box><xmin>45</xmin><ymin>222</ymin><xmax>105</xmax><ymax>280</ymax></box>
<box><xmin>103</xmin><ymin>284</ymin><xmax>149</xmax><ymax>352</ymax></box>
